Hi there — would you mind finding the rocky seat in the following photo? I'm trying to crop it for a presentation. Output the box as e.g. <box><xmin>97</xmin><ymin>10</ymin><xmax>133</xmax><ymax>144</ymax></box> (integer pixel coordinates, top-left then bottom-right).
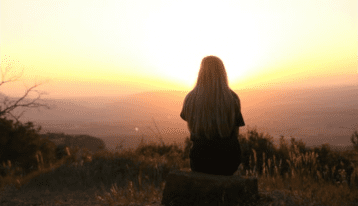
<box><xmin>161</xmin><ymin>168</ymin><xmax>259</xmax><ymax>206</ymax></box>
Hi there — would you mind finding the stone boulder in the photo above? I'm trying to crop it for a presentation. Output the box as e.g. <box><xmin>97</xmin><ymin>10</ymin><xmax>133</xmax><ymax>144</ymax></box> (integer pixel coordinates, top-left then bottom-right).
<box><xmin>161</xmin><ymin>169</ymin><xmax>259</xmax><ymax>206</ymax></box>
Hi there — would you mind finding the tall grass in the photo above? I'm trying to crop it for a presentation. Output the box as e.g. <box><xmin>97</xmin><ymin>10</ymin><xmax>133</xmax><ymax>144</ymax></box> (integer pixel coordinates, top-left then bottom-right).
<box><xmin>242</xmin><ymin>139</ymin><xmax>358</xmax><ymax>205</ymax></box>
<box><xmin>0</xmin><ymin>119</ymin><xmax>357</xmax><ymax>206</ymax></box>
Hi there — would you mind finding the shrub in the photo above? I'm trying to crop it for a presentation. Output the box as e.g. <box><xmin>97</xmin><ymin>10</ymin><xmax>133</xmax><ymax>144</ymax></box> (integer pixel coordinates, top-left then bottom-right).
<box><xmin>134</xmin><ymin>140</ymin><xmax>183</xmax><ymax>160</ymax></box>
<box><xmin>182</xmin><ymin>136</ymin><xmax>192</xmax><ymax>160</ymax></box>
<box><xmin>0</xmin><ymin>117</ymin><xmax>57</xmax><ymax>176</ymax></box>
<box><xmin>55</xmin><ymin>144</ymin><xmax>71</xmax><ymax>161</ymax></box>
<box><xmin>351</xmin><ymin>131</ymin><xmax>358</xmax><ymax>152</ymax></box>
<box><xmin>239</xmin><ymin>128</ymin><xmax>276</xmax><ymax>176</ymax></box>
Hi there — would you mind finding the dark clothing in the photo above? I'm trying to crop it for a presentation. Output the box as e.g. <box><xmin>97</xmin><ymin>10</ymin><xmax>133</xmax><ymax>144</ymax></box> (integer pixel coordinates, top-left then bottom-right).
<box><xmin>188</xmin><ymin>137</ymin><xmax>242</xmax><ymax>176</ymax></box>
<box><xmin>180</xmin><ymin>90</ymin><xmax>245</xmax><ymax>176</ymax></box>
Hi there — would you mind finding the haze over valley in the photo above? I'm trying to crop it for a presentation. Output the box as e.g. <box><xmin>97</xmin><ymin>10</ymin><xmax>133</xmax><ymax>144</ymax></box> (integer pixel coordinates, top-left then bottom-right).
<box><xmin>4</xmin><ymin>85</ymin><xmax>357</xmax><ymax>153</ymax></box>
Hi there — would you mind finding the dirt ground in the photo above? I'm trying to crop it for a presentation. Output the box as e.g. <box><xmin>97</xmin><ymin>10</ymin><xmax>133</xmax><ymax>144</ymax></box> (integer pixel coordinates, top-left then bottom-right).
<box><xmin>0</xmin><ymin>185</ymin><xmax>164</xmax><ymax>206</ymax></box>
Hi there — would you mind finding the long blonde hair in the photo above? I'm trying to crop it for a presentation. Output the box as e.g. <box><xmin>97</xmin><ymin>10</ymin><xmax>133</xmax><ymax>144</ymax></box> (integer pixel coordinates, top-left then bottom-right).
<box><xmin>182</xmin><ymin>55</ymin><xmax>239</xmax><ymax>140</ymax></box>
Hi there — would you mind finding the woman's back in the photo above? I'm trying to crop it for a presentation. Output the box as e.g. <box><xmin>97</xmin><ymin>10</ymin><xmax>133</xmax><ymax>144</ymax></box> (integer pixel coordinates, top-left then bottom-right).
<box><xmin>180</xmin><ymin>56</ymin><xmax>245</xmax><ymax>176</ymax></box>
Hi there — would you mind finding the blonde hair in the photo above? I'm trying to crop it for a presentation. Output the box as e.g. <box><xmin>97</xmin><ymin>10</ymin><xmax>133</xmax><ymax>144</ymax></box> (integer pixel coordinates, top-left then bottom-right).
<box><xmin>181</xmin><ymin>55</ymin><xmax>239</xmax><ymax>140</ymax></box>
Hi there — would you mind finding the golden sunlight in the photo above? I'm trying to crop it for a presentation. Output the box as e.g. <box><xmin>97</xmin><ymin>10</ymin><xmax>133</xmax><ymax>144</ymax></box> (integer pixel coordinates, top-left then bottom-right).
<box><xmin>1</xmin><ymin>0</ymin><xmax>356</xmax><ymax>97</ymax></box>
<box><xmin>142</xmin><ymin>1</ymin><xmax>267</xmax><ymax>88</ymax></box>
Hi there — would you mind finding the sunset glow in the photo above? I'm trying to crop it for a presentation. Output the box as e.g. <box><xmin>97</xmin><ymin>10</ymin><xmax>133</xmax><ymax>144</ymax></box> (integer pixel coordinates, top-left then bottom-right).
<box><xmin>1</xmin><ymin>0</ymin><xmax>357</xmax><ymax>98</ymax></box>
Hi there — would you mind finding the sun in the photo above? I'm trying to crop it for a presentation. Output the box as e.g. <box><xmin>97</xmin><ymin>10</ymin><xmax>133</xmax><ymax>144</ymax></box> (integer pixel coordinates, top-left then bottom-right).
<box><xmin>142</xmin><ymin>1</ymin><xmax>266</xmax><ymax>89</ymax></box>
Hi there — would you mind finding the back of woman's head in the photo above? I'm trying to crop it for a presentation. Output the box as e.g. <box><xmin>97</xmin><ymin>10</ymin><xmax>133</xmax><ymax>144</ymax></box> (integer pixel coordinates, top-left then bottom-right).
<box><xmin>182</xmin><ymin>55</ymin><xmax>239</xmax><ymax>140</ymax></box>
<box><xmin>196</xmin><ymin>55</ymin><xmax>229</xmax><ymax>90</ymax></box>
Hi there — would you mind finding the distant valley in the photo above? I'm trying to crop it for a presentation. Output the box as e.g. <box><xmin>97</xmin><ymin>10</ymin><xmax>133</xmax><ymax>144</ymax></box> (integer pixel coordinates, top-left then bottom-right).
<box><xmin>3</xmin><ymin>85</ymin><xmax>357</xmax><ymax>153</ymax></box>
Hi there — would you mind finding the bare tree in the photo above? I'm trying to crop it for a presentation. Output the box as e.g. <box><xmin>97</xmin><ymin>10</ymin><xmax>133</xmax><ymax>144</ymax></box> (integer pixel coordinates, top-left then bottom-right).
<box><xmin>0</xmin><ymin>57</ymin><xmax>51</xmax><ymax>122</ymax></box>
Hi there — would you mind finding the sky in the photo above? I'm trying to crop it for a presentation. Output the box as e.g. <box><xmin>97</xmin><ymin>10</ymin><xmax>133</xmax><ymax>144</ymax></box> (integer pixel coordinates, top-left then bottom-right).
<box><xmin>1</xmin><ymin>0</ymin><xmax>357</xmax><ymax>99</ymax></box>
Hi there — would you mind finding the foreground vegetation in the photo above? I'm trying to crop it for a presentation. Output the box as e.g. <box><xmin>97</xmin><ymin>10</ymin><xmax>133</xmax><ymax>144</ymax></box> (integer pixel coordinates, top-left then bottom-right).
<box><xmin>0</xmin><ymin>120</ymin><xmax>358</xmax><ymax>205</ymax></box>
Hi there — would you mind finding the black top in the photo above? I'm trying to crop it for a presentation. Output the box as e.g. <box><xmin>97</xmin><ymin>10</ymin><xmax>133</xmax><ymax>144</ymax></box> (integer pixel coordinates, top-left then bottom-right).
<box><xmin>180</xmin><ymin>90</ymin><xmax>245</xmax><ymax>161</ymax></box>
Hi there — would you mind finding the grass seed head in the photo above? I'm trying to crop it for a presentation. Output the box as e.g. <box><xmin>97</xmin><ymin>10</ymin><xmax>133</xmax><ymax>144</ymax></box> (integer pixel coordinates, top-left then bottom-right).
<box><xmin>7</xmin><ymin>160</ymin><xmax>11</xmax><ymax>168</ymax></box>
<box><xmin>268</xmin><ymin>158</ymin><xmax>272</xmax><ymax>171</ymax></box>
<box><xmin>252</xmin><ymin>149</ymin><xmax>257</xmax><ymax>166</ymax></box>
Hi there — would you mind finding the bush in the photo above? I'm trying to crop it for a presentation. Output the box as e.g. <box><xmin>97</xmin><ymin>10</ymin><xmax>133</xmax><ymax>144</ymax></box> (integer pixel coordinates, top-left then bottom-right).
<box><xmin>351</xmin><ymin>131</ymin><xmax>358</xmax><ymax>151</ymax></box>
<box><xmin>0</xmin><ymin>117</ymin><xmax>57</xmax><ymax>176</ymax></box>
<box><xmin>55</xmin><ymin>144</ymin><xmax>71</xmax><ymax>160</ymax></box>
<box><xmin>40</xmin><ymin>132</ymin><xmax>108</xmax><ymax>159</ymax></box>
<box><xmin>182</xmin><ymin>136</ymin><xmax>192</xmax><ymax>160</ymax></box>
<box><xmin>134</xmin><ymin>140</ymin><xmax>184</xmax><ymax>160</ymax></box>
<box><xmin>238</xmin><ymin>128</ymin><xmax>276</xmax><ymax>176</ymax></box>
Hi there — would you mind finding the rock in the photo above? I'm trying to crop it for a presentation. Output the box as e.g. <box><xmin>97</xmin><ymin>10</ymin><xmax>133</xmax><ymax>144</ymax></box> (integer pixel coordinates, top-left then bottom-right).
<box><xmin>161</xmin><ymin>169</ymin><xmax>259</xmax><ymax>206</ymax></box>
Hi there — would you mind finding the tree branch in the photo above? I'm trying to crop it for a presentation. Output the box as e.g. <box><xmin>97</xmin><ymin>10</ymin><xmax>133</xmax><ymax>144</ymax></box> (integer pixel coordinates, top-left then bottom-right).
<box><xmin>0</xmin><ymin>64</ymin><xmax>24</xmax><ymax>86</ymax></box>
<box><xmin>0</xmin><ymin>62</ymin><xmax>51</xmax><ymax>122</ymax></box>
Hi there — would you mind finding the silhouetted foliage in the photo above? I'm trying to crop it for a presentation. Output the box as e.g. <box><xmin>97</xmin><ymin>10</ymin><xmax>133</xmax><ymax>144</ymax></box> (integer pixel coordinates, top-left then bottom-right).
<box><xmin>323</xmin><ymin>149</ymin><xmax>354</xmax><ymax>184</ymax></box>
<box><xmin>238</xmin><ymin>128</ymin><xmax>276</xmax><ymax>176</ymax></box>
<box><xmin>313</xmin><ymin>143</ymin><xmax>331</xmax><ymax>165</ymax></box>
<box><xmin>0</xmin><ymin>117</ymin><xmax>57</xmax><ymax>176</ymax></box>
<box><xmin>175</xmin><ymin>127</ymin><xmax>357</xmax><ymax>186</ymax></box>
<box><xmin>182</xmin><ymin>136</ymin><xmax>192</xmax><ymax>160</ymax></box>
<box><xmin>290</xmin><ymin>137</ymin><xmax>308</xmax><ymax>154</ymax></box>
<box><xmin>54</xmin><ymin>144</ymin><xmax>70</xmax><ymax>160</ymax></box>
<box><xmin>134</xmin><ymin>140</ymin><xmax>183</xmax><ymax>160</ymax></box>
<box><xmin>351</xmin><ymin>131</ymin><xmax>358</xmax><ymax>151</ymax></box>
<box><xmin>40</xmin><ymin>132</ymin><xmax>108</xmax><ymax>156</ymax></box>
<box><xmin>274</xmin><ymin>135</ymin><xmax>290</xmax><ymax>177</ymax></box>
<box><xmin>311</xmin><ymin>143</ymin><xmax>351</xmax><ymax>173</ymax></box>
<box><xmin>0</xmin><ymin>57</ymin><xmax>50</xmax><ymax>122</ymax></box>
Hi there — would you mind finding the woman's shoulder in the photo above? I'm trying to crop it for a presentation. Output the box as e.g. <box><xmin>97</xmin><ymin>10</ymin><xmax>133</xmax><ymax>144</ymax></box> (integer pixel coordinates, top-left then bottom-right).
<box><xmin>183</xmin><ymin>90</ymin><xmax>195</xmax><ymax>102</ymax></box>
<box><xmin>230</xmin><ymin>89</ymin><xmax>240</xmax><ymax>100</ymax></box>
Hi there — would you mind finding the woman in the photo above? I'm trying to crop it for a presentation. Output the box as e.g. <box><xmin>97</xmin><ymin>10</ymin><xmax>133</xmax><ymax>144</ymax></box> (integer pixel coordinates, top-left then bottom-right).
<box><xmin>180</xmin><ymin>55</ymin><xmax>245</xmax><ymax>176</ymax></box>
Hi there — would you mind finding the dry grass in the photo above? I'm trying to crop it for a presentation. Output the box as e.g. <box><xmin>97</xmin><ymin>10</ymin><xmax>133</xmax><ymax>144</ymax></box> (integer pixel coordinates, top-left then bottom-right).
<box><xmin>246</xmin><ymin>146</ymin><xmax>358</xmax><ymax>206</ymax></box>
<box><xmin>0</xmin><ymin>120</ymin><xmax>357</xmax><ymax>206</ymax></box>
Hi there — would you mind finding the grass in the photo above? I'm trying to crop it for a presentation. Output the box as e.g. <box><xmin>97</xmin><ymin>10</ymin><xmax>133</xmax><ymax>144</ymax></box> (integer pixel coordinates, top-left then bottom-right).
<box><xmin>0</xmin><ymin>118</ymin><xmax>357</xmax><ymax>206</ymax></box>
